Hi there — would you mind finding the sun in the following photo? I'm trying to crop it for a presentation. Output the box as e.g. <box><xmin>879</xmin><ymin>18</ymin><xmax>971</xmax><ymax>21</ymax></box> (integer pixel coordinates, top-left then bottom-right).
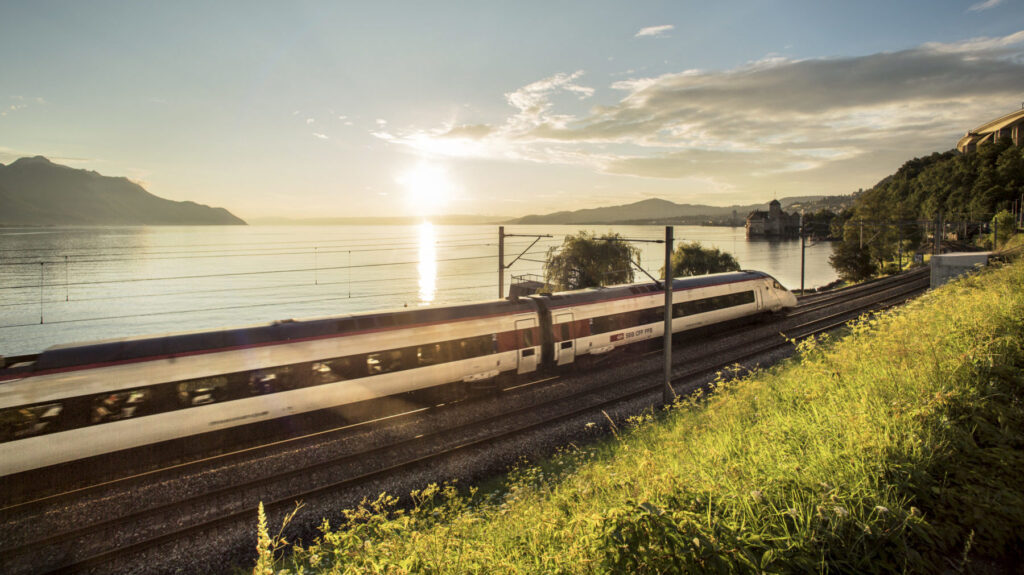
<box><xmin>396</xmin><ymin>162</ymin><xmax>453</xmax><ymax>216</ymax></box>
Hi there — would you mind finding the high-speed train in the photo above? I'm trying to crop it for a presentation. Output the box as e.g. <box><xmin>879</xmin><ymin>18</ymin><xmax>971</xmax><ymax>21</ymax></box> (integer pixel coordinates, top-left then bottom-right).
<box><xmin>0</xmin><ymin>270</ymin><xmax>796</xmax><ymax>480</ymax></box>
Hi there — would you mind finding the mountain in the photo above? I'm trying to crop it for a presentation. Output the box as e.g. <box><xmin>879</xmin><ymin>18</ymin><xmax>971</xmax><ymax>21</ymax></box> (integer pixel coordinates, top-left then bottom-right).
<box><xmin>505</xmin><ymin>196</ymin><xmax>851</xmax><ymax>225</ymax></box>
<box><xmin>248</xmin><ymin>214</ymin><xmax>508</xmax><ymax>225</ymax></box>
<box><xmin>0</xmin><ymin>156</ymin><xmax>245</xmax><ymax>226</ymax></box>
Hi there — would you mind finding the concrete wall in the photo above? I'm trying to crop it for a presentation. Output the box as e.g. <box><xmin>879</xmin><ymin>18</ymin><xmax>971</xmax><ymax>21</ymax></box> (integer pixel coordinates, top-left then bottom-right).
<box><xmin>930</xmin><ymin>252</ymin><xmax>991</xmax><ymax>288</ymax></box>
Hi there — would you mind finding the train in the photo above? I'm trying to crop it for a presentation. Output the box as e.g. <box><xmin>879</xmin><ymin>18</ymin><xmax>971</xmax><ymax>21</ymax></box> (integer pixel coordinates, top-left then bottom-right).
<box><xmin>0</xmin><ymin>270</ymin><xmax>796</xmax><ymax>481</ymax></box>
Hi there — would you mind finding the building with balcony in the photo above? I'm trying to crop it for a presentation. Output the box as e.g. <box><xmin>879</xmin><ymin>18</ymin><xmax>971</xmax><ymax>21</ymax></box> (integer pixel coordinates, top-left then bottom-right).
<box><xmin>957</xmin><ymin>107</ymin><xmax>1024</xmax><ymax>154</ymax></box>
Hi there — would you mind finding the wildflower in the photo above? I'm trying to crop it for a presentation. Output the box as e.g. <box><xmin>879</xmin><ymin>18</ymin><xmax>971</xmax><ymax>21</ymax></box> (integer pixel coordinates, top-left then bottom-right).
<box><xmin>585</xmin><ymin>422</ymin><xmax>596</xmax><ymax>430</ymax></box>
<box><xmin>750</xmin><ymin>490</ymin><xmax>764</xmax><ymax>503</ymax></box>
<box><xmin>874</xmin><ymin>506</ymin><xmax>890</xmax><ymax>515</ymax></box>
<box><xmin>834</xmin><ymin>506</ymin><xmax>849</xmax><ymax>517</ymax></box>
<box><xmin>786</xmin><ymin>508</ymin><xmax>798</xmax><ymax>518</ymax></box>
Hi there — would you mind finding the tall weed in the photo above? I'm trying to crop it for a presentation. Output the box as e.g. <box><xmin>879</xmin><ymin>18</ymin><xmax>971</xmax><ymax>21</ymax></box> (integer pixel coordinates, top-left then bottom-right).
<box><xmin>257</xmin><ymin>261</ymin><xmax>1024</xmax><ymax>574</ymax></box>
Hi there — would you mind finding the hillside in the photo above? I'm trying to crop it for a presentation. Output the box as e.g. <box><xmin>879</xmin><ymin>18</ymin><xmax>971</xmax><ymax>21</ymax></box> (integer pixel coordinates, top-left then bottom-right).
<box><xmin>0</xmin><ymin>156</ymin><xmax>245</xmax><ymax>226</ymax></box>
<box><xmin>506</xmin><ymin>195</ymin><xmax>850</xmax><ymax>225</ymax></box>
<box><xmin>260</xmin><ymin>259</ymin><xmax>1024</xmax><ymax>573</ymax></box>
<box><xmin>829</xmin><ymin>139</ymin><xmax>1024</xmax><ymax>280</ymax></box>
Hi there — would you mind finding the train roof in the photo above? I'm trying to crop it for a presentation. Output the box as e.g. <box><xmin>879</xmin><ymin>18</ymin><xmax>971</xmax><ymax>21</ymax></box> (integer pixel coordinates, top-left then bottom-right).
<box><xmin>11</xmin><ymin>297</ymin><xmax>539</xmax><ymax>374</ymax></box>
<box><xmin>537</xmin><ymin>270</ymin><xmax>773</xmax><ymax>307</ymax></box>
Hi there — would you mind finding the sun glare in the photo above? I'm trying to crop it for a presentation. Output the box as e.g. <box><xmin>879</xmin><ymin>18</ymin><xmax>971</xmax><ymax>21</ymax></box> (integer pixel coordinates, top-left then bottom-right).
<box><xmin>397</xmin><ymin>162</ymin><xmax>453</xmax><ymax>216</ymax></box>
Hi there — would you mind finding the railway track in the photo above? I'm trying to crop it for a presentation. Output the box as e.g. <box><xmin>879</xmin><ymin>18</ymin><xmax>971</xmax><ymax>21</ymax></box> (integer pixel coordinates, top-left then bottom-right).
<box><xmin>0</xmin><ymin>269</ymin><xmax>931</xmax><ymax>575</ymax></box>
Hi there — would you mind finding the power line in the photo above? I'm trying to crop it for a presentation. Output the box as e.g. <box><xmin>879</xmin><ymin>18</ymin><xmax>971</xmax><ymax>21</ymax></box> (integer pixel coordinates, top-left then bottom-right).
<box><xmin>0</xmin><ymin>282</ymin><xmax>498</xmax><ymax>329</ymax></box>
<box><xmin>0</xmin><ymin>238</ymin><xmax>502</xmax><ymax>266</ymax></box>
<box><xmin>0</xmin><ymin>268</ymin><xmax>510</xmax><ymax>307</ymax></box>
<box><xmin>0</xmin><ymin>228</ymin><xmax>499</xmax><ymax>254</ymax></box>
<box><xmin>0</xmin><ymin>254</ymin><xmax>500</xmax><ymax>291</ymax></box>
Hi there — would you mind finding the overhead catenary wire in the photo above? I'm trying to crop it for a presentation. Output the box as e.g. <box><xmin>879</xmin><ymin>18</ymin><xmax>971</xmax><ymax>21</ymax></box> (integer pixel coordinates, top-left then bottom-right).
<box><xmin>0</xmin><ymin>228</ymin><xmax>501</xmax><ymax>255</ymax></box>
<box><xmin>1</xmin><ymin>225</ymin><xmax>670</xmax><ymax>336</ymax></box>
<box><xmin>0</xmin><ymin>282</ymin><xmax>499</xmax><ymax>329</ymax></box>
<box><xmin>0</xmin><ymin>246</ymin><xmax>555</xmax><ymax>294</ymax></box>
<box><xmin>0</xmin><ymin>265</ymin><xmax>545</xmax><ymax>308</ymax></box>
<box><xmin>0</xmin><ymin>238</ymin><xmax>506</xmax><ymax>266</ymax></box>
<box><xmin>0</xmin><ymin>254</ymin><xmax>503</xmax><ymax>291</ymax></box>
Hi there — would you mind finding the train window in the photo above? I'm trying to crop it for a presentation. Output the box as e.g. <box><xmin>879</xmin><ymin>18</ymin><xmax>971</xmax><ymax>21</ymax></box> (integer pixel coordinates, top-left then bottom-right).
<box><xmin>310</xmin><ymin>361</ymin><xmax>344</xmax><ymax>385</ymax></box>
<box><xmin>91</xmin><ymin>389</ymin><xmax>151</xmax><ymax>423</ymax></box>
<box><xmin>674</xmin><ymin>291</ymin><xmax>756</xmax><ymax>317</ymax></box>
<box><xmin>248</xmin><ymin>366</ymin><xmax>293</xmax><ymax>395</ymax></box>
<box><xmin>178</xmin><ymin>376</ymin><xmax>229</xmax><ymax>407</ymax></box>
<box><xmin>324</xmin><ymin>356</ymin><xmax>365</xmax><ymax>380</ymax></box>
<box><xmin>590</xmin><ymin>316</ymin><xmax>611</xmax><ymax>334</ymax></box>
<box><xmin>455</xmin><ymin>335</ymin><xmax>494</xmax><ymax>360</ymax></box>
<box><xmin>0</xmin><ymin>402</ymin><xmax>64</xmax><ymax>441</ymax></box>
<box><xmin>417</xmin><ymin>343</ymin><xmax>449</xmax><ymax>366</ymax></box>
<box><xmin>367</xmin><ymin>350</ymin><xmax>403</xmax><ymax>375</ymax></box>
<box><xmin>640</xmin><ymin>308</ymin><xmax>664</xmax><ymax>324</ymax></box>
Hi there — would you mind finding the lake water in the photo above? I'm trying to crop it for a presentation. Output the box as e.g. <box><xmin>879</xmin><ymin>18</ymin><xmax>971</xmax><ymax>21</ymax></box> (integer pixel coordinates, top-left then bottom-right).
<box><xmin>0</xmin><ymin>224</ymin><xmax>837</xmax><ymax>356</ymax></box>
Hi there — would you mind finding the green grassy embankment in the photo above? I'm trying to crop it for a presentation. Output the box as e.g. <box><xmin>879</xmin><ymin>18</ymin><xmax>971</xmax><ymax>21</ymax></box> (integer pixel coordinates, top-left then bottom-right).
<box><xmin>255</xmin><ymin>260</ymin><xmax>1024</xmax><ymax>574</ymax></box>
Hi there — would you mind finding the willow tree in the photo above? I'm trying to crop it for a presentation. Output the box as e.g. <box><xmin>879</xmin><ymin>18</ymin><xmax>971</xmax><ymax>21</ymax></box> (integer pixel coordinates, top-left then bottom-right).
<box><xmin>662</xmin><ymin>241</ymin><xmax>740</xmax><ymax>278</ymax></box>
<box><xmin>544</xmin><ymin>231</ymin><xmax>640</xmax><ymax>291</ymax></box>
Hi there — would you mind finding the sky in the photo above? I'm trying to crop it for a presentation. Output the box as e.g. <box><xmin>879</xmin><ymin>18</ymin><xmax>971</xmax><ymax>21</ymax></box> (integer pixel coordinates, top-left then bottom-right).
<box><xmin>2</xmin><ymin>1</ymin><xmax>1024</xmax><ymax>220</ymax></box>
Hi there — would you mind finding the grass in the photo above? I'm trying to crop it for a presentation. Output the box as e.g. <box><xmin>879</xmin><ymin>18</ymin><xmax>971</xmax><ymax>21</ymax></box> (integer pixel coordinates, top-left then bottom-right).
<box><xmin>252</xmin><ymin>259</ymin><xmax>1024</xmax><ymax>574</ymax></box>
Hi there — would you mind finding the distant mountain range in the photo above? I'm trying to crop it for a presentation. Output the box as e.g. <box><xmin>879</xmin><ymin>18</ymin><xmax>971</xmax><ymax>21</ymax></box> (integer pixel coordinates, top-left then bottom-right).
<box><xmin>248</xmin><ymin>215</ymin><xmax>508</xmax><ymax>226</ymax></box>
<box><xmin>505</xmin><ymin>196</ymin><xmax>851</xmax><ymax>225</ymax></box>
<box><xmin>0</xmin><ymin>156</ymin><xmax>245</xmax><ymax>226</ymax></box>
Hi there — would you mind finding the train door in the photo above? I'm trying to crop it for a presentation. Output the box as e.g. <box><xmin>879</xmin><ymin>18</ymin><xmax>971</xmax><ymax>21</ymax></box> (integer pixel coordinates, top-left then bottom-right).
<box><xmin>515</xmin><ymin>318</ymin><xmax>538</xmax><ymax>374</ymax></box>
<box><xmin>554</xmin><ymin>313</ymin><xmax>576</xmax><ymax>366</ymax></box>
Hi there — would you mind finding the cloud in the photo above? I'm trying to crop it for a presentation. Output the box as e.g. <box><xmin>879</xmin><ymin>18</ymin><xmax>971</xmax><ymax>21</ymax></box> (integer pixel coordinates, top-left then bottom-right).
<box><xmin>921</xmin><ymin>30</ymin><xmax>1024</xmax><ymax>54</ymax></box>
<box><xmin>312</xmin><ymin>132</ymin><xmax>329</xmax><ymax>140</ymax></box>
<box><xmin>635</xmin><ymin>25</ymin><xmax>674</xmax><ymax>38</ymax></box>
<box><xmin>968</xmin><ymin>0</ymin><xmax>1004</xmax><ymax>11</ymax></box>
<box><xmin>375</xmin><ymin>31</ymin><xmax>1024</xmax><ymax>197</ymax></box>
<box><xmin>2</xmin><ymin>95</ymin><xmax>47</xmax><ymax>117</ymax></box>
<box><xmin>306</xmin><ymin>117</ymin><xmax>315</xmax><ymax>124</ymax></box>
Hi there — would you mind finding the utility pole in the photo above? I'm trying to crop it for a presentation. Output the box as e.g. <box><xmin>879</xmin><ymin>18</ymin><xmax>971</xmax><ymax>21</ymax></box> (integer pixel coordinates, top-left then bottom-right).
<box><xmin>663</xmin><ymin>226</ymin><xmax>675</xmax><ymax>404</ymax></box>
<box><xmin>498</xmin><ymin>226</ymin><xmax>505</xmax><ymax>299</ymax></box>
<box><xmin>39</xmin><ymin>262</ymin><xmax>44</xmax><ymax>324</ymax></box>
<box><xmin>498</xmin><ymin>228</ymin><xmax>552</xmax><ymax>299</ymax></box>
<box><xmin>799</xmin><ymin>214</ymin><xmax>805</xmax><ymax>295</ymax></box>
<box><xmin>897</xmin><ymin>223</ymin><xmax>902</xmax><ymax>270</ymax></box>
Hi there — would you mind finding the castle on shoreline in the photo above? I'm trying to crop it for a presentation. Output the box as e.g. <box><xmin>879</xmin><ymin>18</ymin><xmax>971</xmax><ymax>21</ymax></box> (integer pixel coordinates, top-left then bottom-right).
<box><xmin>745</xmin><ymin>199</ymin><xmax>800</xmax><ymax>238</ymax></box>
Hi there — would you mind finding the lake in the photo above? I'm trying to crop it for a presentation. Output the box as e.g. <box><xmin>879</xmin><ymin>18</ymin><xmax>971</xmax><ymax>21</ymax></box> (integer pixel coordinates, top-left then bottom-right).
<box><xmin>0</xmin><ymin>224</ymin><xmax>837</xmax><ymax>356</ymax></box>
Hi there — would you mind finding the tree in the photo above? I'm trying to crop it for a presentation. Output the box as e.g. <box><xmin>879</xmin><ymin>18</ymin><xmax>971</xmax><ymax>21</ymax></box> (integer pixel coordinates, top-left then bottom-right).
<box><xmin>544</xmin><ymin>231</ymin><xmax>640</xmax><ymax>291</ymax></box>
<box><xmin>992</xmin><ymin>209</ymin><xmax>1016</xmax><ymax>248</ymax></box>
<box><xmin>829</xmin><ymin>216</ymin><xmax>877</xmax><ymax>281</ymax></box>
<box><xmin>662</xmin><ymin>241</ymin><xmax>740</xmax><ymax>278</ymax></box>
